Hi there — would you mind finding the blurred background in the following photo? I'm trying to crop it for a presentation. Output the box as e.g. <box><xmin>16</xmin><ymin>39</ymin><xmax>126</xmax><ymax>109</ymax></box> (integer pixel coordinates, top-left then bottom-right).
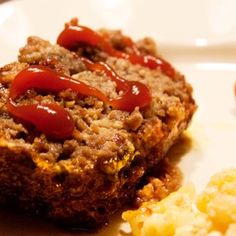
<box><xmin>0</xmin><ymin>0</ymin><xmax>236</xmax><ymax>65</ymax></box>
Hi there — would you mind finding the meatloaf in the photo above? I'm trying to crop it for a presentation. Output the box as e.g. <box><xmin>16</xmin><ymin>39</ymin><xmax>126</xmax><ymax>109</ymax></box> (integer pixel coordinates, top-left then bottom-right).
<box><xmin>0</xmin><ymin>20</ymin><xmax>196</xmax><ymax>230</ymax></box>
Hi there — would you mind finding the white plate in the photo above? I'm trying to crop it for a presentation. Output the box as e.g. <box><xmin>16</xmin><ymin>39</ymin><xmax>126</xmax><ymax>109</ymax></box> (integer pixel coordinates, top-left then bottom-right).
<box><xmin>0</xmin><ymin>0</ymin><xmax>236</xmax><ymax>235</ymax></box>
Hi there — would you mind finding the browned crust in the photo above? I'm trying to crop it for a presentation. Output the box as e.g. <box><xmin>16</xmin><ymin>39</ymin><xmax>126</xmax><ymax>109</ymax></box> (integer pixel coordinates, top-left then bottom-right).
<box><xmin>0</xmin><ymin>28</ymin><xmax>196</xmax><ymax>229</ymax></box>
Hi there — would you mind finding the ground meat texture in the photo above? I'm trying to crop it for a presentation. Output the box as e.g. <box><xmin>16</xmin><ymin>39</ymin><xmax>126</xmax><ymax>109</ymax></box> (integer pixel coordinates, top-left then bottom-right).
<box><xmin>0</xmin><ymin>29</ymin><xmax>196</xmax><ymax>230</ymax></box>
<box><xmin>134</xmin><ymin>158</ymin><xmax>183</xmax><ymax>207</ymax></box>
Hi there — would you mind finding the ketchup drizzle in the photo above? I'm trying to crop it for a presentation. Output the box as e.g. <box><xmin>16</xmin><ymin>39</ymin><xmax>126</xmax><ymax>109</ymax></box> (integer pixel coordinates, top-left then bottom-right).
<box><xmin>7</xmin><ymin>63</ymin><xmax>151</xmax><ymax>139</ymax></box>
<box><xmin>81</xmin><ymin>58</ymin><xmax>151</xmax><ymax>111</ymax></box>
<box><xmin>7</xmin><ymin>99</ymin><xmax>74</xmax><ymax>140</ymax></box>
<box><xmin>7</xmin><ymin>21</ymin><xmax>160</xmax><ymax>139</ymax></box>
<box><xmin>9</xmin><ymin>65</ymin><xmax>107</xmax><ymax>102</ymax></box>
<box><xmin>57</xmin><ymin>25</ymin><xmax>175</xmax><ymax>77</ymax></box>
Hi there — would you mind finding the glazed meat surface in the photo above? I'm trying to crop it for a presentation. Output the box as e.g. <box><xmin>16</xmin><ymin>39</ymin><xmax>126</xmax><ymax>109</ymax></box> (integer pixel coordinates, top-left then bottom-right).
<box><xmin>0</xmin><ymin>26</ymin><xmax>196</xmax><ymax>229</ymax></box>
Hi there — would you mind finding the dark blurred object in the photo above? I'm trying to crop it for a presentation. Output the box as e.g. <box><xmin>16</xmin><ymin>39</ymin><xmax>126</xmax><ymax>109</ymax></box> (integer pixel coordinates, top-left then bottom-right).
<box><xmin>0</xmin><ymin>0</ymin><xmax>11</xmax><ymax>3</ymax></box>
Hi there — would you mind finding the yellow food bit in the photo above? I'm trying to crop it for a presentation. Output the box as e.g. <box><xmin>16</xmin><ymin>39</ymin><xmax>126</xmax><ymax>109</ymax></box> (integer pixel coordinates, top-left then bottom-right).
<box><xmin>122</xmin><ymin>169</ymin><xmax>236</xmax><ymax>236</ymax></box>
<box><xmin>197</xmin><ymin>169</ymin><xmax>236</xmax><ymax>233</ymax></box>
<box><xmin>101</xmin><ymin>143</ymin><xmax>139</xmax><ymax>175</ymax></box>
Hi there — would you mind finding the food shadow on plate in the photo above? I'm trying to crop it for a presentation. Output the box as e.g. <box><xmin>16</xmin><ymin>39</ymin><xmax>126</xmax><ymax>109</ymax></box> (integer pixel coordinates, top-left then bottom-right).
<box><xmin>166</xmin><ymin>131</ymin><xmax>193</xmax><ymax>164</ymax></box>
<box><xmin>0</xmin><ymin>207</ymin><xmax>126</xmax><ymax>236</ymax></box>
<box><xmin>0</xmin><ymin>209</ymin><xmax>72</xmax><ymax>236</ymax></box>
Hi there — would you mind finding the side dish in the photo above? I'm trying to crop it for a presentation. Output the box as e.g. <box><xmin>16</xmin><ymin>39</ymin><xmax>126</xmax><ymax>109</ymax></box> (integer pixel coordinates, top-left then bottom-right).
<box><xmin>123</xmin><ymin>169</ymin><xmax>236</xmax><ymax>236</ymax></box>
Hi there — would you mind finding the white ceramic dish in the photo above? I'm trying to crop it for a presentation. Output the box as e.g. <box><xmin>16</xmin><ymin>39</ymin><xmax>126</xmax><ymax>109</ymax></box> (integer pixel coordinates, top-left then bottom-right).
<box><xmin>0</xmin><ymin>0</ymin><xmax>236</xmax><ymax>235</ymax></box>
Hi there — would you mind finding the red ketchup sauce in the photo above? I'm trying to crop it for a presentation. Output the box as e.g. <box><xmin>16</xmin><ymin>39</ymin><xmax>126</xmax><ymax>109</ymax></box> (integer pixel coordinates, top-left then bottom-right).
<box><xmin>7</xmin><ymin>100</ymin><xmax>74</xmax><ymax>140</ymax></box>
<box><xmin>81</xmin><ymin>58</ymin><xmax>151</xmax><ymax>111</ymax></box>
<box><xmin>57</xmin><ymin>25</ymin><xmax>175</xmax><ymax>77</ymax></box>
<box><xmin>7</xmin><ymin>63</ymin><xmax>151</xmax><ymax>139</ymax></box>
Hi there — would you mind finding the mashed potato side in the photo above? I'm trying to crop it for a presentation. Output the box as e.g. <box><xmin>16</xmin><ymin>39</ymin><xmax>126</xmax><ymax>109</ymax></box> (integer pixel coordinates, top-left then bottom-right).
<box><xmin>122</xmin><ymin>169</ymin><xmax>236</xmax><ymax>236</ymax></box>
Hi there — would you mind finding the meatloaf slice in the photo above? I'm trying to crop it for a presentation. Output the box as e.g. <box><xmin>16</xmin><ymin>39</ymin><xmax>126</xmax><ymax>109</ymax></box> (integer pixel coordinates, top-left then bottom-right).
<box><xmin>0</xmin><ymin>26</ymin><xmax>196</xmax><ymax>230</ymax></box>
